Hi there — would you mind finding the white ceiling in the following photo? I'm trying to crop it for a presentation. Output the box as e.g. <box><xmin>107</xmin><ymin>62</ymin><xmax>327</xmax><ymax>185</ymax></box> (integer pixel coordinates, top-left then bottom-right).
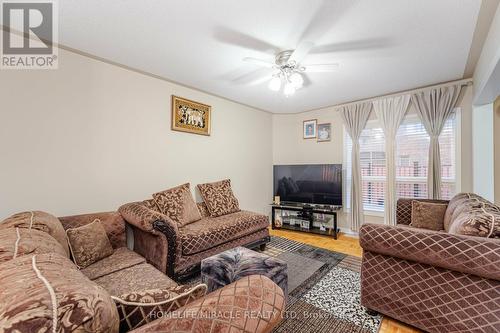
<box><xmin>59</xmin><ymin>0</ymin><xmax>481</xmax><ymax>113</ymax></box>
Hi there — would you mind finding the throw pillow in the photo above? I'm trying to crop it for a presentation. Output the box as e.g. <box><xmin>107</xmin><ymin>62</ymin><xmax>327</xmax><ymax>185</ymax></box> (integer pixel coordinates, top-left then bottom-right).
<box><xmin>112</xmin><ymin>284</ymin><xmax>207</xmax><ymax>331</ymax></box>
<box><xmin>152</xmin><ymin>183</ymin><xmax>202</xmax><ymax>227</ymax></box>
<box><xmin>197</xmin><ymin>179</ymin><xmax>240</xmax><ymax>217</ymax></box>
<box><xmin>66</xmin><ymin>219</ymin><xmax>114</xmax><ymax>268</ymax></box>
<box><xmin>410</xmin><ymin>200</ymin><xmax>447</xmax><ymax>231</ymax></box>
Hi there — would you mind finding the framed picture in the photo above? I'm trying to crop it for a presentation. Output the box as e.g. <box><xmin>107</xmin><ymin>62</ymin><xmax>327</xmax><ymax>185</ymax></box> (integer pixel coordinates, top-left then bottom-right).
<box><xmin>317</xmin><ymin>123</ymin><xmax>331</xmax><ymax>142</ymax></box>
<box><xmin>171</xmin><ymin>95</ymin><xmax>211</xmax><ymax>136</ymax></box>
<box><xmin>303</xmin><ymin>119</ymin><xmax>317</xmax><ymax>139</ymax></box>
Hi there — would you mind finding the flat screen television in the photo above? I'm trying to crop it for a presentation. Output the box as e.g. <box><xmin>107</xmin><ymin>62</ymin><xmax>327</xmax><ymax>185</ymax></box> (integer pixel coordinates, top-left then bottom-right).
<box><xmin>273</xmin><ymin>164</ymin><xmax>342</xmax><ymax>206</ymax></box>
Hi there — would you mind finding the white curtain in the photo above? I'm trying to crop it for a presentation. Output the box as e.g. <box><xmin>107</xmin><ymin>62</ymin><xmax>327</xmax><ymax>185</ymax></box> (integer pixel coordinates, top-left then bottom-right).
<box><xmin>373</xmin><ymin>95</ymin><xmax>410</xmax><ymax>226</ymax></box>
<box><xmin>411</xmin><ymin>85</ymin><xmax>464</xmax><ymax>199</ymax></box>
<box><xmin>340</xmin><ymin>102</ymin><xmax>372</xmax><ymax>231</ymax></box>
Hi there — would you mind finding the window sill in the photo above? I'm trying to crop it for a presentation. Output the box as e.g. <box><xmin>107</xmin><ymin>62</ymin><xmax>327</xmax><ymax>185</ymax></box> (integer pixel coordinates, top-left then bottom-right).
<box><xmin>343</xmin><ymin>209</ymin><xmax>385</xmax><ymax>218</ymax></box>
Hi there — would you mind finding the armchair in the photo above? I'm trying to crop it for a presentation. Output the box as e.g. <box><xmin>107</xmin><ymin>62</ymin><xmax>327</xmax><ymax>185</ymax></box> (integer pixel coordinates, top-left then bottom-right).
<box><xmin>360</xmin><ymin>196</ymin><xmax>500</xmax><ymax>333</ymax></box>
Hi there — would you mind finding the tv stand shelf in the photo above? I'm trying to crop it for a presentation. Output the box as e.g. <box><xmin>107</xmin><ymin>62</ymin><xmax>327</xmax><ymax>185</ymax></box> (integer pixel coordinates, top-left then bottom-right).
<box><xmin>271</xmin><ymin>204</ymin><xmax>340</xmax><ymax>240</ymax></box>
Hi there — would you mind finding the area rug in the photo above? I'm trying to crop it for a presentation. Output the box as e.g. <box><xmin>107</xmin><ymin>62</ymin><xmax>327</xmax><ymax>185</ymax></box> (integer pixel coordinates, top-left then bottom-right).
<box><xmin>188</xmin><ymin>236</ymin><xmax>382</xmax><ymax>333</ymax></box>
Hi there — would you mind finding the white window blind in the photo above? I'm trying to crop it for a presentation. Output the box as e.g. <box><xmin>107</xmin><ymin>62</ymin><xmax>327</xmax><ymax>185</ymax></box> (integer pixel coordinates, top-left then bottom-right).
<box><xmin>344</xmin><ymin>123</ymin><xmax>386</xmax><ymax>212</ymax></box>
<box><xmin>395</xmin><ymin>114</ymin><xmax>456</xmax><ymax>200</ymax></box>
<box><xmin>344</xmin><ymin>112</ymin><xmax>457</xmax><ymax>212</ymax></box>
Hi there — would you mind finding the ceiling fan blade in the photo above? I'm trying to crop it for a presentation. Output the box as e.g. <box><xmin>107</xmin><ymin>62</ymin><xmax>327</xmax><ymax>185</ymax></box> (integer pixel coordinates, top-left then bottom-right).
<box><xmin>243</xmin><ymin>57</ymin><xmax>275</xmax><ymax>68</ymax></box>
<box><xmin>303</xmin><ymin>63</ymin><xmax>339</xmax><ymax>72</ymax></box>
<box><xmin>232</xmin><ymin>67</ymin><xmax>273</xmax><ymax>85</ymax></box>
<box><xmin>214</xmin><ymin>27</ymin><xmax>280</xmax><ymax>53</ymax></box>
<box><xmin>302</xmin><ymin>74</ymin><xmax>312</xmax><ymax>87</ymax></box>
<box><xmin>311</xmin><ymin>38</ymin><xmax>394</xmax><ymax>54</ymax></box>
<box><xmin>297</xmin><ymin>0</ymin><xmax>355</xmax><ymax>43</ymax></box>
<box><xmin>289</xmin><ymin>41</ymin><xmax>314</xmax><ymax>65</ymax></box>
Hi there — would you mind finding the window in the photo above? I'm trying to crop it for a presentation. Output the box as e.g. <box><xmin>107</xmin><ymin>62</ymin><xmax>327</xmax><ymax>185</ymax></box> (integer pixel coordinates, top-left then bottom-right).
<box><xmin>344</xmin><ymin>112</ymin><xmax>458</xmax><ymax>212</ymax></box>
<box><xmin>344</xmin><ymin>124</ymin><xmax>386</xmax><ymax>212</ymax></box>
<box><xmin>395</xmin><ymin>114</ymin><xmax>456</xmax><ymax>200</ymax></box>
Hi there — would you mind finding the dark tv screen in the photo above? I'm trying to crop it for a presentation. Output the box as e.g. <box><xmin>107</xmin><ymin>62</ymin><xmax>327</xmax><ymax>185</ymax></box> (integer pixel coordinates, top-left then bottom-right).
<box><xmin>273</xmin><ymin>164</ymin><xmax>342</xmax><ymax>206</ymax></box>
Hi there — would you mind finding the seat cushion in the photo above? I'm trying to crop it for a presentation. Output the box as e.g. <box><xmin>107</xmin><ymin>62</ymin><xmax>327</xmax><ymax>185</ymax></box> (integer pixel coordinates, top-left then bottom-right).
<box><xmin>179</xmin><ymin>211</ymin><xmax>269</xmax><ymax>255</ymax></box>
<box><xmin>81</xmin><ymin>247</ymin><xmax>146</xmax><ymax>280</ymax></box>
<box><xmin>92</xmin><ymin>262</ymin><xmax>178</xmax><ymax>297</ymax></box>
<box><xmin>0</xmin><ymin>211</ymin><xmax>69</xmax><ymax>257</ymax></box>
<box><xmin>0</xmin><ymin>253</ymin><xmax>119</xmax><ymax>333</ymax></box>
<box><xmin>0</xmin><ymin>228</ymin><xmax>68</xmax><ymax>263</ymax></box>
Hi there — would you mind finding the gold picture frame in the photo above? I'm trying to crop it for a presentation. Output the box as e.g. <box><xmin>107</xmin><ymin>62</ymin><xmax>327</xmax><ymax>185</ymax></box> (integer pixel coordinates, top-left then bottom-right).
<box><xmin>303</xmin><ymin>119</ymin><xmax>317</xmax><ymax>139</ymax></box>
<box><xmin>171</xmin><ymin>95</ymin><xmax>211</xmax><ymax>136</ymax></box>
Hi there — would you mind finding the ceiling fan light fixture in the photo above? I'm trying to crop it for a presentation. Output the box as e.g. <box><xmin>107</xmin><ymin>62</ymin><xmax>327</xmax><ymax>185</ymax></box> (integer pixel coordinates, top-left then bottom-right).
<box><xmin>268</xmin><ymin>76</ymin><xmax>282</xmax><ymax>92</ymax></box>
<box><xmin>283</xmin><ymin>82</ymin><xmax>296</xmax><ymax>96</ymax></box>
<box><xmin>289</xmin><ymin>72</ymin><xmax>304</xmax><ymax>89</ymax></box>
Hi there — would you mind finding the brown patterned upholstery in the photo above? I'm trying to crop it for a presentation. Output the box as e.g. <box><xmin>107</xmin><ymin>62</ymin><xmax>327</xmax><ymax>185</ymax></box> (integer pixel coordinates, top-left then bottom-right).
<box><xmin>361</xmin><ymin>194</ymin><xmax>500</xmax><ymax>333</ymax></box>
<box><xmin>152</xmin><ymin>183</ymin><xmax>202</xmax><ymax>227</ymax></box>
<box><xmin>114</xmin><ymin>284</ymin><xmax>207</xmax><ymax>332</ymax></box>
<box><xmin>396</xmin><ymin>198</ymin><xmax>449</xmax><ymax>225</ymax></box>
<box><xmin>180</xmin><ymin>211</ymin><xmax>269</xmax><ymax>255</ymax></box>
<box><xmin>128</xmin><ymin>223</ymin><xmax>169</xmax><ymax>273</ymax></box>
<box><xmin>93</xmin><ymin>262</ymin><xmax>178</xmax><ymax>297</ymax></box>
<box><xmin>119</xmin><ymin>202</ymin><xmax>181</xmax><ymax>277</ymax></box>
<box><xmin>196</xmin><ymin>202</ymin><xmax>210</xmax><ymax>218</ymax></box>
<box><xmin>0</xmin><ymin>253</ymin><xmax>119</xmax><ymax>333</ymax></box>
<box><xmin>176</xmin><ymin>229</ymin><xmax>270</xmax><ymax>277</ymax></box>
<box><xmin>59</xmin><ymin>211</ymin><xmax>127</xmax><ymax>249</ymax></box>
<box><xmin>361</xmin><ymin>252</ymin><xmax>500</xmax><ymax>333</ymax></box>
<box><xmin>66</xmin><ymin>219</ymin><xmax>114</xmax><ymax>268</ymax></box>
<box><xmin>129</xmin><ymin>275</ymin><xmax>285</xmax><ymax>333</ymax></box>
<box><xmin>445</xmin><ymin>193</ymin><xmax>500</xmax><ymax>238</ymax></box>
<box><xmin>0</xmin><ymin>227</ymin><xmax>68</xmax><ymax>263</ymax></box>
<box><xmin>81</xmin><ymin>247</ymin><xmax>146</xmax><ymax>280</ymax></box>
<box><xmin>360</xmin><ymin>223</ymin><xmax>500</xmax><ymax>280</ymax></box>
<box><xmin>0</xmin><ymin>211</ymin><xmax>70</xmax><ymax>256</ymax></box>
<box><xmin>120</xmin><ymin>201</ymin><xmax>270</xmax><ymax>279</ymax></box>
<box><xmin>197</xmin><ymin>179</ymin><xmax>240</xmax><ymax>217</ymax></box>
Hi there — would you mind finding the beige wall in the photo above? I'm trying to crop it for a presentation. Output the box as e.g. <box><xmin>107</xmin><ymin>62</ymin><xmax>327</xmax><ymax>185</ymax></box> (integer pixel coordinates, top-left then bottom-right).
<box><xmin>272</xmin><ymin>85</ymin><xmax>474</xmax><ymax>229</ymax></box>
<box><xmin>0</xmin><ymin>48</ymin><xmax>273</xmax><ymax>217</ymax></box>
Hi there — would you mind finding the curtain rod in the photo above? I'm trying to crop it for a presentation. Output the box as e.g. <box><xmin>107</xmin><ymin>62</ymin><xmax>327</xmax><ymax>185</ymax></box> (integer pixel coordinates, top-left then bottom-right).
<box><xmin>322</xmin><ymin>78</ymin><xmax>472</xmax><ymax>112</ymax></box>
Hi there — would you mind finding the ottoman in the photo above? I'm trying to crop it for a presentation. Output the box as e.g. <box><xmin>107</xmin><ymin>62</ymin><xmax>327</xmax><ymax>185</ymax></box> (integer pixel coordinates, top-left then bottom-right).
<box><xmin>201</xmin><ymin>247</ymin><xmax>288</xmax><ymax>297</ymax></box>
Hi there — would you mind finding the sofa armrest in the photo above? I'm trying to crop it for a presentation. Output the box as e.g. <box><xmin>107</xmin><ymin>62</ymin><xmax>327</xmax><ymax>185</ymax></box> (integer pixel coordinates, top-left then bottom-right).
<box><xmin>396</xmin><ymin>198</ymin><xmax>449</xmax><ymax>225</ymax></box>
<box><xmin>118</xmin><ymin>202</ymin><xmax>178</xmax><ymax>234</ymax></box>
<box><xmin>360</xmin><ymin>223</ymin><xmax>500</xmax><ymax>280</ymax></box>
<box><xmin>58</xmin><ymin>211</ymin><xmax>126</xmax><ymax>249</ymax></box>
<box><xmin>118</xmin><ymin>202</ymin><xmax>180</xmax><ymax>277</ymax></box>
<box><xmin>129</xmin><ymin>275</ymin><xmax>285</xmax><ymax>333</ymax></box>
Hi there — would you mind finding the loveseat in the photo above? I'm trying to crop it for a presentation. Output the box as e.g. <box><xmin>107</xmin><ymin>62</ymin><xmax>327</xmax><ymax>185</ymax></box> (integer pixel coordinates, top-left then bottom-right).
<box><xmin>0</xmin><ymin>210</ymin><xmax>284</xmax><ymax>333</ymax></box>
<box><xmin>360</xmin><ymin>193</ymin><xmax>500</xmax><ymax>333</ymax></box>
<box><xmin>119</xmin><ymin>201</ymin><xmax>270</xmax><ymax>280</ymax></box>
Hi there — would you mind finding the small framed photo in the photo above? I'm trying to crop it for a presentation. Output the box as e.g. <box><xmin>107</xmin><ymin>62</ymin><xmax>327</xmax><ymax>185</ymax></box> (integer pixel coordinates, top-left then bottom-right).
<box><xmin>317</xmin><ymin>123</ymin><xmax>331</xmax><ymax>142</ymax></box>
<box><xmin>303</xmin><ymin>119</ymin><xmax>317</xmax><ymax>139</ymax></box>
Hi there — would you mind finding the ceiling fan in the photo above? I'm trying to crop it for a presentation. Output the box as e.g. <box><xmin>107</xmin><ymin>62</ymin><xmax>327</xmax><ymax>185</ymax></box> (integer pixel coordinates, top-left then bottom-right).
<box><xmin>242</xmin><ymin>41</ymin><xmax>339</xmax><ymax>96</ymax></box>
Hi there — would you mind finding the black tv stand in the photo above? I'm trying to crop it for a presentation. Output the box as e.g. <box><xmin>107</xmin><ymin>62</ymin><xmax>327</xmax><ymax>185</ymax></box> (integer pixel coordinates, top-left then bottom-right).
<box><xmin>271</xmin><ymin>203</ymin><xmax>341</xmax><ymax>240</ymax></box>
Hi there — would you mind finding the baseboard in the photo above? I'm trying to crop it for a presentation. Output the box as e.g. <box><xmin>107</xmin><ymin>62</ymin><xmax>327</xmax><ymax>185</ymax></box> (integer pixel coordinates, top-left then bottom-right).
<box><xmin>339</xmin><ymin>227</ymin><xmax>359</xmax><ymax>237</ymax></box>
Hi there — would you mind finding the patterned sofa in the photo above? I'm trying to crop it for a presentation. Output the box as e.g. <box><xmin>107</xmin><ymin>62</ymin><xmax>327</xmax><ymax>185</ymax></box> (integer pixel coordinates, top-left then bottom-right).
<box><xmin>0</xmin><ymin>210</ymin><xmax>284</xmax><ymax>333</ymax></box>
<box><xmin>359</xmin><ymin>193</ymin><xmax>500</xmax><ymax>333</ymax></box>
<box><xmin>119</xmin><ymin>201</ymin><xmax>270</xmax><ymax>280</ymax></box>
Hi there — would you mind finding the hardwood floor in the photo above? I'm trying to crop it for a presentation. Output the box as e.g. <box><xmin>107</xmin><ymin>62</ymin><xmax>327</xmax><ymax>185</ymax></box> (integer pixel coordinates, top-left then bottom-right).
<box><xmin>269</xmin><ymin>228</ymin><xmax>423</xmax><ymax>333</ymax></box>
